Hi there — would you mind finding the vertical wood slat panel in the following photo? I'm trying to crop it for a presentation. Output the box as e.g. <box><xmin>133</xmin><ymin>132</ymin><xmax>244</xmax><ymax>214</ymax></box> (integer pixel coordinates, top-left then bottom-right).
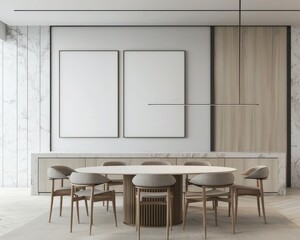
<box><xmin>0</xmin><ymin>38</ymin><xmax>3</xmax><ymax>186</ymax></box>
<box><xmin>27</xmin><ymin>27</ymin><xmax>41</xmax><ymax>186</ymax></box>
<box><xmin>214</xmin><ymin>27</ymin><xmax>287</xmax><ymax>154</ymax></box>
<box><xmin>17</xmin><ymin>26</ymin><xmax>28</xmax><ymax>187</ymax></box>
<box><xmin>3</xmin><ymin>27</ymin><xmax>18</xmax><ymax>187</ymax></box>
<box><xmin>40</xmin><ymin>27</ymin><xmax>50</xmax><ymax>152</ymax></box>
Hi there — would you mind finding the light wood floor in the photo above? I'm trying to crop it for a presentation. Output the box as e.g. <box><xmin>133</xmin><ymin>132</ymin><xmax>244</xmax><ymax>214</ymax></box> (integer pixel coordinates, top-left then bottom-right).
<box><xmin>0</xmin><ymin>188</ymin><xmax>300</xmax><ymax>237</ymax></box>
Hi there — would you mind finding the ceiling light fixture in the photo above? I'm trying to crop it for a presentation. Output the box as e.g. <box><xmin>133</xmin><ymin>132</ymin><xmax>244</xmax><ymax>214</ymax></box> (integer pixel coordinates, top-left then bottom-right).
<box><xmin>149</xmin><ymin>0</ymin><xmax>259</xmax><ymax>107</ymax></box>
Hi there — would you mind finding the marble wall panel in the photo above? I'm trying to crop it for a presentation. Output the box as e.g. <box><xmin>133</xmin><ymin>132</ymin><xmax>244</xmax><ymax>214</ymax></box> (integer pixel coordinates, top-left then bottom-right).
<box><xmin>3</xmin><ymin>26</ymin><xmax>17</xmax><ymax>187</ymax></box>
<box><xmin>0</xmin><ymin>39</ymin><xmax>3</xmax><ymax>186</ymax></box>
<box><xmin>27</xmin><ymin>27</ymin><xmax>41</xmax><ymax>186</ymax></box>
<box><xmin>291</xmin><ymin>26</ymin><xmax>300</xmax><ymax>187</ymax></box>
<box><xmin>17</xmin><ymin>26</ymin><xmax>28</xmax><ymax>187</ymax></box>
<box><xmin>40</xmin><ymin>27</ymin><xmax>50</xmax><ymax>152</ymax></box>
<box><xmin>0</xmin><ymin>26</ymin><xmax>50</xmax><ymax>187</ymax></box>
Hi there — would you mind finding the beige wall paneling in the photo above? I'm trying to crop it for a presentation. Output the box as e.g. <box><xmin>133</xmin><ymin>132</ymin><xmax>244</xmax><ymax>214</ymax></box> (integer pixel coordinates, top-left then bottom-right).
<box><xmin>225</xmin><ymin>158</ymin><xmax>279</xmax><ymax>192</ymax></box>
<box><xmin>214</xmin><ymin>27</ymin><xmax>287</xmax><ymax>153</ymax></box>
<box><xmin>38</xmin><ymin>158</ymin><xmax>86</xmax><ymax>193</ymax></box>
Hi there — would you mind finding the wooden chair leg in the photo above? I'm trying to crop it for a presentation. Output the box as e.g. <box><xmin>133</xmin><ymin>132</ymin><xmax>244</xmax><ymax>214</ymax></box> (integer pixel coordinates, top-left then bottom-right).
<box><xmin>260</xmin><ymin>180</ymin><xmax>267</xmax><ymax>224</ymax></box>
<box><xmin>84</xmin><ymin>199</ymin><xmax>89</xmax><ymax>216</ymax></box>
<box><xmin>170</xmin><ymin>196</ymin><xmax>173</xmax><ymax>231</ymax></box>
<box><xmin>234</xmin><ymin>188</ymin><xmax>239</xmax><ymax>226</ymax></box>
<box><xmin>112</xmin><ymin>191</ymin><xmax>118</xmax><ymax>227</ymax></box>
<box><xmin>166</xmin><ymin>189</ymin><xmax>170</xmax><ymax>240</ymax></box>
<box><xmin>106</xmin><ymin>184</ymin><xmax>110</xmax><ymax>211</ymax></box>
<box><xmin>60</xmin><ymin>179</ymin><xmax>64</xmax><ymax>217</ymax></box>
<box><xmin>76</xmin><ymin>199</ymin><xmax>80</xmax><ymax>224</ymax></box>
<box><xmin>234</xmin><ymin>189</ymin><xmax>239</xmax><ymax>221</ymax></box>
<box><xmin>214</xmin><ymin>200</ymin><xmax>218</xmax><ymax>226</ymax></box>
<box><xmin>257</xmin><ymin>195</ymin><xmax>261</xmax><ymax>217</ymax></box>
<box><xmin>59</xmin><ymin>196</ymin><xmax>63</xmax><ymax>217</ymax></box>
<box><xmin>89</xmin><ymin>187</ymin><xmax>95</xmax><ymax>235</ymax></box>
<box><xmin>202</xmin><ymin>187</ymin><xmax>207</xmax><ymax>239</ymax></box>
<box><xmin>136</xmin><ymin>189</ymin><xmax>141</xmax><ymax>240</ymax></box>
<box><xmin>228</xmin><ymin>195</ymin><xmax>231</xmax><ymax>217</ymax></box>
<box><xmin>183</xmin><ymin>201</ymin><xmax>189</xmax><ymax>230</ymax></box>
<box><xmin>231</xmin><ymin>186</ymin><xmax>235</xmax><ymax>234</ymax></box>
<box><xmin>70</xmin><ymin>186</ymin><xmax>74</xmax><ymax>233</ymax></box>
<box><xmin>103</xmin><ymin>183</ymin><xmax>106</xmax><ymax>206</ymax></box>
<box><xmin>49</xmin><ymin>180</ymin><xmax>55</xmax><ymax>223</ymax></box>
<box><xmin>49</xmin><ymin>195</ymin><xmax>54</xmax><ymax>223</ymax></box>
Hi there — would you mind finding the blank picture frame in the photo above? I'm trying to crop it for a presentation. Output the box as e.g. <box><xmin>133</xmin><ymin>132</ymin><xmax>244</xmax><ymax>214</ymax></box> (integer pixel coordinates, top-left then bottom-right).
<box><xmin>123</xmin><ymin>50</ymin><xmax>185</xmax><ymax>138</ymax></box>
<box><xmin>59</xmin><ymin>50</ymin><xmax>119</xmax><ymax>138</ymax></box>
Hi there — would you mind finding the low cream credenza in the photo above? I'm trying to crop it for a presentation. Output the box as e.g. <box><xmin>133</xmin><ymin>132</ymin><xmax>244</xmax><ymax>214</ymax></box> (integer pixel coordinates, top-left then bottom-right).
<box><xmin>31</xmin><ymin>152</ymin><xmax>286</xmax><ymax>195</ymax></box>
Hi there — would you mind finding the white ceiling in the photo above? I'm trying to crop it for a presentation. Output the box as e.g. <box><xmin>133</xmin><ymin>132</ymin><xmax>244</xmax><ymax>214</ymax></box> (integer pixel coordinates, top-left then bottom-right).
<box><xmin>1</xmin><ymin>0</ymin><xmax>300</xmax><ymax>26</ymax></box>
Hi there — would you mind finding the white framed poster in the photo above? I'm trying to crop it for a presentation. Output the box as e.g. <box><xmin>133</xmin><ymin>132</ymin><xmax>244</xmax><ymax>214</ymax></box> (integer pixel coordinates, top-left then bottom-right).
<box><xmin>59</xmin><ymin>50</ymin><xmax>119</xmax><ymax>137</ymax></box>
<box><xmin>123</xmin><ymin>50</ymin><xmax>185</xmax><ymax>138</ymax></box>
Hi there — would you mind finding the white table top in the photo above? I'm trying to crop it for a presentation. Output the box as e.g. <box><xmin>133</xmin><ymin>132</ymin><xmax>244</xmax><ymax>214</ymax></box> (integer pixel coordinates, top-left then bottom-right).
<box><xmin>76</xmin><ymin>165</ymin><xmax>236</xmax><ymax>175</ymax></box>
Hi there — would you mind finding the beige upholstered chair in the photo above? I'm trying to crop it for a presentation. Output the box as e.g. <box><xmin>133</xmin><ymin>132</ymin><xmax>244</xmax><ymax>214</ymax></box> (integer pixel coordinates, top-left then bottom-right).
<box><xmin>47</xmin><ymin>166</ymin><xmax>88</xmax><ymax>223</ymax></box>
<box><xmin>132</xmin><ymin>174</ymin><xmax>176</xmax><ymax>240</ymax></box>
<box><xmin>141</xmin><ymin>161</ymin><xmax>171</xmax><ymax>165</ymax></box>
<box><xmin>69</xmin><ymin>172</ymin><xmax>117</xmax><ymax>235</ymax></box>
<box><xmin>102</xmin><ymin>161</ymin><xmax>127</xmax><ymax>210</ymax></box>
<box><xmin>233</xmin><ymin>165</ymin><xmax>269</xmax><ymax>230</ymax></box>
<box><xmin>184</xmin><ymin>173</ymin><xmax>235</xmax><ymax>239</ymax></box>
<box><xmin>140</xmin><ymin>160</ymin><xmax>174</xmax><ymax>229</ymax></box>
<box><xmin>183</xmin><ymin>160</ymin><xmax>212</xmax><ymax>194</ymax></box>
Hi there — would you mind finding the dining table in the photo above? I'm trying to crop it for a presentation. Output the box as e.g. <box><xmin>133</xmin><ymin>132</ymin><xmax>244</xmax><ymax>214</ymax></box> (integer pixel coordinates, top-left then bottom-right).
<box><xmin>76</xmin><ymin>165</ymin><xmax>236</xmax><ymax>226</ymax></box>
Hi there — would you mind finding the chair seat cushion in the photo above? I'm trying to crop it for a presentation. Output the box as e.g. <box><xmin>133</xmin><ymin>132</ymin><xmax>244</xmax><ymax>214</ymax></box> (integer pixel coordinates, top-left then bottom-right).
<box><xmin>108</xmin><ymin>179</ymin><xmax>123</xmax><ymax>185</ymax></box>
<box><xmin>233</xmin><ymin>184</ymin><xmax>260</xmax><ymax>195</ymax></box>
<box><xmin>54</xmin><ymin>186</ymin><xmax>71</xmax><ymax>195</ymax></box>
<box><xmin>185</xmin><ymin>189</ymin><xmax>230</xmax><ymax>199</ymax></box>
<box><xmin>75</xmin><ymin>189</ymin><xmax>113</xmax><ymax>197</ymax></box>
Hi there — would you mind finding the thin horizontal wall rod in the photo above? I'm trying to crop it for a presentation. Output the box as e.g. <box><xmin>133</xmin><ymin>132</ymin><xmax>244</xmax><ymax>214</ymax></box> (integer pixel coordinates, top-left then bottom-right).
<box><xmin>148</xmin><ymin>104</ymin><xmax>259</xmax><ymax>107</ymax></box>
<box><xmin>14</xmin><ymin>9</ymin><xmax>300</xmax><ymax>12</ymax></box>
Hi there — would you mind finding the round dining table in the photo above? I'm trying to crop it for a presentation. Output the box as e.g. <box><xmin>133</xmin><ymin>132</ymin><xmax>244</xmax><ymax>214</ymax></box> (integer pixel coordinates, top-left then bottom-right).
<box><xmin>76</xmin><ymin>165</ymin><xmax>236</xmax><ymax>226</ymax></box>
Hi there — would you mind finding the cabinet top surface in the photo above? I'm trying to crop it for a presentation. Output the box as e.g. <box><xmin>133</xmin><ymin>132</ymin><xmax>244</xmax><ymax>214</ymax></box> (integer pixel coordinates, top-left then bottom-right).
<box><xmin>32</xmin><ymin>152</ymin><xmax>285</xmax><ymax>159</ymax></box>
<box><xmin>76</xmin><ymin>165</ymin><xmax>237</xmax><ymax>175</ymax></box>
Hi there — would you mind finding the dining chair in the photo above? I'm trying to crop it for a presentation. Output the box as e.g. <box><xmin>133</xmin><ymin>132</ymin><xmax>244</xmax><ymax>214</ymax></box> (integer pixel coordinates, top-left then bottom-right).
<box><xmin>140</xmin><ymin>160</ymin><xmax>174</xmax><ymax>229</ymax></box>
<box><xmin>141</xmin><ymin>161</ymin><xmax>172</xmax><ymax>165</ymax></box>
<box><xmin>47</xmin><ymin>166</ymin><xmax>88</xmax><ymax>223</ymax></box>
<box><xmin>233</xmin><ymin>165</ymin><xmax>269</xmax><ymax>231</ymax></box>
<box><xmin>69</xmin><ymin>172</ymin><xmax>117</xmax><ymax>235</ymax></box>
<box><xmin>132</xmin><ymin>174</ymin><xmax>176</xmax><ymax>240</ymax></box>
<box><xmin>102</xmin><ymin>161</ymin><xmax>127</xmax><ymax>210</ymax></box>
<box><xmin>184</xmin><ymin>172</ymin><xmax>235</xmax><ymax>239</ymax></box>
<box><xmin>183</xmin><ymin>160</ymin><xmax>212</xmax><ymax>195</ymax></box>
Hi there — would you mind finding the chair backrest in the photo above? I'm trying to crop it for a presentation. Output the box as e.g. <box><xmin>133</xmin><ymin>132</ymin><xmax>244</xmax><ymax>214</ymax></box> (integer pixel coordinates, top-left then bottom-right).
<box><xmin>132</xmin><ymin>174</ymin><xmax>176</xmax><ymax>188</ymax></box>
<box><xmin>189</xmin><ymin>172</ymin><xmax>234</xmax><ymax>187</ymax></box>
<box><xmin>47</xmin><ymin>166</ymin><xmax>75</xmax><ymax>179</ymax></box>
<box><xmin>242</xmin><ymin>165</ymin><xmax>269</xmax><ymax>180</ymax></box>
<box><xmin>141</xmin><ymin>161</ymin><xmax>171</xmax><ymax>166</ymax></box>
<box><xmin>183</xmin><ymin>161</ymin><xmax>212</xmax><ymax>166</ymax></box>
<box><xmin>70</xmin><ymin>172</ymin><xmax>110</xmax><ymax>186</ymax></box>
<box><xmin>103</xmin><ymin>161</ymin><xmax>127</xmax><ymax>166</ymax></box>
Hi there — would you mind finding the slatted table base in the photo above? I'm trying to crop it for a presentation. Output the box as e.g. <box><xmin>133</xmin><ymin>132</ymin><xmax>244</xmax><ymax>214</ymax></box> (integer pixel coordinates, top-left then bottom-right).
<box><xmin>123</xmin><ymin>175</ymin><xmax>183</xmax><ymax>226</ymax></box>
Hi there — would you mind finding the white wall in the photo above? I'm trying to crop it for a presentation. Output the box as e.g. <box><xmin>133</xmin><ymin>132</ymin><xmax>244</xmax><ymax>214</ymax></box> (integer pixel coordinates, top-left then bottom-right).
<box><xmin>51</xmin><ymin>27</ymin><xmax>211</xmax><ymax>152</ymax></box>
<box><xmin>0</xmin><ymin>26</ymin><xmax>50</xmax><ymax>187</ymax></box>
